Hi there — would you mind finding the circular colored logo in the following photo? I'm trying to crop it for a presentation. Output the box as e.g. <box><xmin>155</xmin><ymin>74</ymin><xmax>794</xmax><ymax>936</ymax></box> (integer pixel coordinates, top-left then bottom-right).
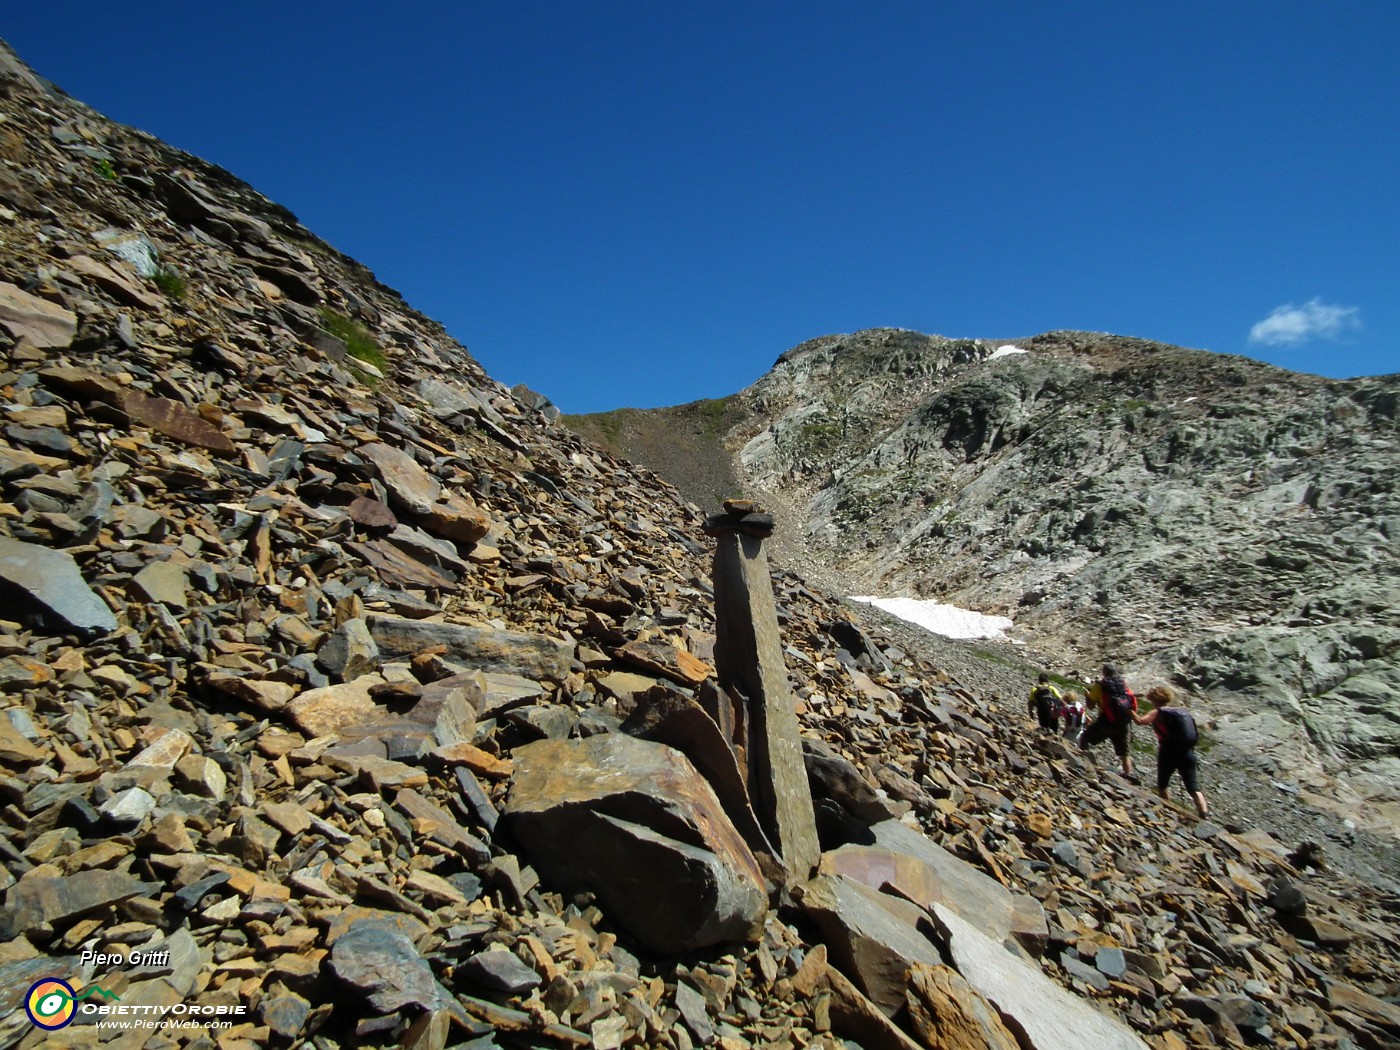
<box><xmin>25</xmin><ymin>979</ymin><xmax>76</xmax><ymax>1030</ymax></box>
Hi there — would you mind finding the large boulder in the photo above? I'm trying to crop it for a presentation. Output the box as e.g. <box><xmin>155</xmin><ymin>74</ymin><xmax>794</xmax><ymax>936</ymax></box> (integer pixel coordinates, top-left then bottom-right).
<box><xmin>504</xmin><ymin>733</ymin><xmax>768</xmax><ymax>953</ymax></box>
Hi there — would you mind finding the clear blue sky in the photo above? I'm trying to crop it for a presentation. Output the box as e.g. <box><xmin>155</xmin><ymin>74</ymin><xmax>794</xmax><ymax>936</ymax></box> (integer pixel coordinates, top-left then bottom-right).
<box><xmin>5</xmin><ymin>3</ymin><xmax>1397</xmax><ymax>412</ymax></box>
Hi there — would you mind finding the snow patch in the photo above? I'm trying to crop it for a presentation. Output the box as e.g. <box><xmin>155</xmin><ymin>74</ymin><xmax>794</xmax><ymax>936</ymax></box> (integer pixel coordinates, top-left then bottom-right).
<box><xmin>851</xmin><ymin>596</ymin><xmax>1013</xmax><ymax>640</ymax></box>
<box><xmin>988</xmin><ymin>344</ymin><xmax>1028</xmax><ymax>361</ymax></box>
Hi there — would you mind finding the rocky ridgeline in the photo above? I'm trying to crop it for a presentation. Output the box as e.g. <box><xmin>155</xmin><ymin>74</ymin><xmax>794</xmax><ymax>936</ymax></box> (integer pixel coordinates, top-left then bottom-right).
<box><xmin>571</xmin><ymin>328</ymin><xmax>1400</xmax><ymax>840</ymax></box>
<box><xmin>1</xmin><ymin>38</ymin><xmax>1399</xmax><ymax>1050</ymax></box>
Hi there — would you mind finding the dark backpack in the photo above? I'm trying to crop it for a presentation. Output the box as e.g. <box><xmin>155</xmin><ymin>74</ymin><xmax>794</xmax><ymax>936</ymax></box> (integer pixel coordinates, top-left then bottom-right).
<box><xmin>1033</xmin><ymin>685</ymin><xmax>1061</xmax><ymax>719</ymax></box>
<box><xmin>1101</xmin><ymin>676</ymin><xmax>1136</xmax><ymax>722</ymax></box>
<box><xmin>1157</xmin><ymin>707</ymin><xmax>1199</xmax><ymax>747</ymax></box>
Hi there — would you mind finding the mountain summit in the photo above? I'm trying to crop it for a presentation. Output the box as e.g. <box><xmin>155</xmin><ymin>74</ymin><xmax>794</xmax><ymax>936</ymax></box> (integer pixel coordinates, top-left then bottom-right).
<box><xmin>568</xmin><ymin>327</ymin><xmax>1400</xmax><ymax>832</ymax></box>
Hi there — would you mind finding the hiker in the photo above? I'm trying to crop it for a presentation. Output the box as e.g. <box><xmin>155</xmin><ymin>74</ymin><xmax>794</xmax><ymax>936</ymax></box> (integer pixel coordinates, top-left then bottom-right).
<box><xmin>1080</xmin><ymin>664</ymin><xmax>1137</xmax><ymax>778</ymax></box>
<box><xmin>1060</xmin><ymin>692</ymin><xmax>1086</xmax><ymax>736</ymax></box>
<box><xmin>1027</xmin><ymin>673</ymin><xmax>1063</xmax><ymax>733</ymax></box>
<box><xmin>1134</xmin><ymin>685</ymin><xmax>1209</xmax><ymax>818</ymax></box>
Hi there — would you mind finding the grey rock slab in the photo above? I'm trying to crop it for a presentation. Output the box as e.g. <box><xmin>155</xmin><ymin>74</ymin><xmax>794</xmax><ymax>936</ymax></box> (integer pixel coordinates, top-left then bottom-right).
<box><xmin>366</xmin><ymin>614</ymin><xmax>573</xmax><ymax>680</ymax></box>
<box><xmin>1061</xmin><ymin>953</ymin><xmax>1110</xmax><ymax>991</ymax></box>
<box><xmin>932</xmin><ymin>903</ymin><xmax>1149</xmax><ymax>1050</ymax></box>
<box><xmin>261</xmin><ymin>993</ymin><xmax>312</xmax><ymax>1040</ymax></box>
<box><xmin>130</xmin><ymin>560</ymin><xmax>189</xmax><ymax>608</ymax></box>
<box><xmin>329</xmin><ymin>924</ymin><xmax>462</xmax><ymax>1017</ymax></box>
<box><xmin>358</xmin><ymin>442</ymin><xmax>441</xmax><ymax>514</ymax></box>
<box><xmin>1095</xmin><ymin>946</ymin><xmax>1127</xmax><ymax>979</ymax></box>
<box><xmin>674</xmin><ymin>979</ymin><xmax>715</xmax><ymax>1045</ymax></box>
<box><xmin>0</xmin><ymin>537</ymin><xmax>118</xmax><ymax>636</ymax></box>
<box><xmin>100</xmin><ymin>786</ymin><xmax>158</xmax><ymax>826</ymax></box>
<box><xmin>416</xmin><ymin>378</ymin><xmax>504</xmax><ymax>424</ymax></box>
<box><xmin>318</xmin><ymin>617</ymin><xmax>381</xmax><ymax>680</ymax></box>
<box><xmin>461</xmin><ymin>949</ymin><xmax>542</xmax><ymax>995</ymax></box>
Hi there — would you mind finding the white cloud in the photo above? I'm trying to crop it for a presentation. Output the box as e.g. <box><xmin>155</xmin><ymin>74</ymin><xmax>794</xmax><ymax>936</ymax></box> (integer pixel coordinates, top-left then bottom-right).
<box><xmin>1249</xmin><ymin>298</ymin><xmax>1361</xmax><ymax>346</ymax></box>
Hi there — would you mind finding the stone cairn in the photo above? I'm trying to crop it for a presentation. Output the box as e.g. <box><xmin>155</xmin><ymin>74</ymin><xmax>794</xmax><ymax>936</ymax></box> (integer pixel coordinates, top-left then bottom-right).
<box><xmin>0</xmin><ymin>35</ymin><xmax>1398</xmax><ymax>1050</ymax></box>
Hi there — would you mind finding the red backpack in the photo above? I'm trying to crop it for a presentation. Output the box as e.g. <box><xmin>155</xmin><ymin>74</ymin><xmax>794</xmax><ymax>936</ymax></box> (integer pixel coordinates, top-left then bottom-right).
<box><xmin>1101</xmin><ymin>676</ymin><xmax>1137</xmax><ymax>723</ymax></box>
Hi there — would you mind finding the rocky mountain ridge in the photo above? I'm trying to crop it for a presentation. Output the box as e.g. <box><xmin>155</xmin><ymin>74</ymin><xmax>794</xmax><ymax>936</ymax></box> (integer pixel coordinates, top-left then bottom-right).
<box><xmin>566</xmin><ymin>329</ymin><xmax>1400</xmax><ymax>839</ymax></box>
<box><xmin>2</xmin><ymin>38</ymin><xmax>1399</xmax><ymax>1050</ymax></box>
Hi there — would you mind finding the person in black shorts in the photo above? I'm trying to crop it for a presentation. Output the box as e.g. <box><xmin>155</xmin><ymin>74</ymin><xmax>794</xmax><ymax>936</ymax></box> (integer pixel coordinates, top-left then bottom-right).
<box><xmin>1134</xmin><ymin>685</ymin><xmax>1209</xmax><ymax>818</ymax></box>
<box><xmin>1080</xmin><ymin>664</ymin><xmax>1137</xmax><ymax>778</ymax></box>
<box><xmin>1027</xmin><ymin>673</ymin><xmax>1063</xmax><ymax>732</ymax></box>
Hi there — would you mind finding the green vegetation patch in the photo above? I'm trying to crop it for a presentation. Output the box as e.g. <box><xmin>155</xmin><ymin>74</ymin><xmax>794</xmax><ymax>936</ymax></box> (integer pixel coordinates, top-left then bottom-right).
<box><xmin>319</xmin><ymin>308</ymin><xmax>388</xmax><ymax>372</ymax></box>
<box><xmin>151</xmin><ymin>267</ymin><xmax>186</xmax><ymax>300</ymax></box>
<box><xmin>692</xmin><ymin>396</ymin><xmax>734</xmax><ymax>438</ymax></box>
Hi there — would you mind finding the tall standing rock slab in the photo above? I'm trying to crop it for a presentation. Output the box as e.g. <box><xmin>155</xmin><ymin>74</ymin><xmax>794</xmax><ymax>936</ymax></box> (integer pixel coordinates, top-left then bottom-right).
<box><xmin>505</xmin><ymin>733</ymin><xmax>768</xmax><ymax>954</ymax></box>
<box><xmin>0</xmin><ymin>538</ymin><xmax>117</xmax><ymax>636</ymax></box>
<box><xmin>706</xmin><ymin>502</ymin><xmax>820</xmax><ymax>881</ymax></box>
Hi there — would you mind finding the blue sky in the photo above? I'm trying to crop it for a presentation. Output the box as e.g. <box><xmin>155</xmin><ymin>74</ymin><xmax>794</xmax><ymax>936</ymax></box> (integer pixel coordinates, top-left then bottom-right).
<box><xmin>5</xmin><ymin>3</ymin><xmax>1397</xmax><ymax>412</ymax></box>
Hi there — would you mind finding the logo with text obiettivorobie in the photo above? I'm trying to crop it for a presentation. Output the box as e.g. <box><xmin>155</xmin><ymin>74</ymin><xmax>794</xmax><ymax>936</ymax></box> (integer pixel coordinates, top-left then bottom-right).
<box><xmin>24</xmin><ymin>979</ymin><xmax>120</xmax><ymax>1030</ymax></box>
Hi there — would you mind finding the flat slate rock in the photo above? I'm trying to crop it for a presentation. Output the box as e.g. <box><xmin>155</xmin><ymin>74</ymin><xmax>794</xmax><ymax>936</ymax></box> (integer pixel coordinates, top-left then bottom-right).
<box><xmin>1</xmin><ymin>869</ymin><xmax>154</xmax><ymax>938</ymax></box>
<box><xmin>932</xmin><ymin>903</ymin><xmax>1148</xmax><ymax>1050</ymax></box>
<box><xmin>329</xmin><ymin>924</ymin><xmax>462</xmax><ymax>1018</ymax></box>
<box><xmin>0</xmin><ymin>537</ymin><xmax>118</xmax><ymax>636</ymax></box>
<box><xmin>366</xmin><ymin>614</ymin><xmax>573</xmax><ymax>680</ymax></box>
<box><xmin>0</xmin><ymin>280</ymin><xmax>76</xmax><ymax>346</ymax></box>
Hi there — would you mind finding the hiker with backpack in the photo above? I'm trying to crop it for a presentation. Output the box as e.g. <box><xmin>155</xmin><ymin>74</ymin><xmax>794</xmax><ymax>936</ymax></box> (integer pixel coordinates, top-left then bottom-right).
<box><xmin>1134</xmin><ymin>685</ymin><xmax>1209</xmax><ymax>818</ymax></box>
<box><xmin>1027</xmin><ymin>673</ymin><xmax>1063</xmax><ymax>733</ymax></box>
<box><xmin>1079</xmin><ymin>664</ymin><xmax>1138</xmax><ymax>779</ymax></box>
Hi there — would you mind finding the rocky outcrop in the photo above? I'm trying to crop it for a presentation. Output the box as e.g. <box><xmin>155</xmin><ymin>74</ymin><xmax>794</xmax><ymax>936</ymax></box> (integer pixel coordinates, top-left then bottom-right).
<box><xmin>571</xmin><ymin>327</ymin><xmax>1400</xmax><ymax>835</ymax></box>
